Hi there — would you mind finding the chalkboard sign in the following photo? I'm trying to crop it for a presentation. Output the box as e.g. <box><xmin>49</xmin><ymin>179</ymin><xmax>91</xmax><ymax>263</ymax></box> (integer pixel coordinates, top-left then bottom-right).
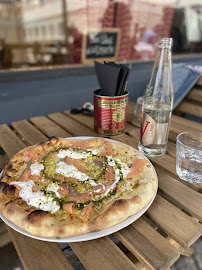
<box><xmin>82</xmin><ymin>28</ymin><xmax>121</xmax><ymax>64</ymax></box>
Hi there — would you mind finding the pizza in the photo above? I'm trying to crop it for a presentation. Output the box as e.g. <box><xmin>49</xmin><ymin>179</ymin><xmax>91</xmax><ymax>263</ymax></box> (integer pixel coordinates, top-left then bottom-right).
<box><xmin>0</xmin><ymin>137</ymin><xmax>157</xmax><ymax>238</ymax></box>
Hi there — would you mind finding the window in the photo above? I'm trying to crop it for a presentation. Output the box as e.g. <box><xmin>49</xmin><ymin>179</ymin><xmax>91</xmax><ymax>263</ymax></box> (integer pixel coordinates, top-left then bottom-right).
<box><xmin>0</xmin><ymin>0</ymin><xmax>200</xmax><ymax>70</ymax></box>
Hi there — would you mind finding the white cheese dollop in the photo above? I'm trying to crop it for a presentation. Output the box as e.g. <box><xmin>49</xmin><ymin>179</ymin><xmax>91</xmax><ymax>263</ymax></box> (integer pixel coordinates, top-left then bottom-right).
<box><xmin>107</xmin><ymin>156</ymin><xmax>116</xmax><ymax>167</ymax></box>
<box><xmin>57</xmin><ymin>149</ymin><xmax>87</xmax><ymax>159</ymax></box>
<box><xmin>57</xmin><ymin>148</ymin><xmax>99</xmax><ymax>159</ymax></box>
<box><xmin>55</xmin><ymin>162</ymin><xmax>98</xmax><ymax>187</ymax></box>
<box><xmin>9</xmin><ymin>180</ymin><xmax>60</xmax><ymax>213</ymax></box>
<box><xmin>116</xmin><ymin>158</ymin><xmax>131</xmax><ymax>178</ymax></box>
<box><xmin>30</xmin><ymin>162</ymin><xmax>44</xmax><ymax>176</ymax></box>
<box><xmin>56</xmin><ymin>161</ymin><xmax>89</xmax><ymax>181</ymax></box>
<box><xmin>87</xmin><ymin>148</ymin><xmax>100</xmax><ymax>155</ymax></box>
<box><xmin>104</xmin><ymin>156</ymin><xmax>130</xmax><ymax>196</ymax></box>
<box><xmin>46</xmin><ymin>182</ymin><xmax>61</xmax><ymax>198</ymax></box>
<box><xmin>88</xmin><ymin>179</ymin><xmax>98</xmax><ymax>186</ymax></box>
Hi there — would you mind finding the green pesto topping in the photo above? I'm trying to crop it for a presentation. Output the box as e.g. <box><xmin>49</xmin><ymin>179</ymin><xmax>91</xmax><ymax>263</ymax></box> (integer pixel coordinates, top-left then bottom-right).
<box><xmin>94</xmin><ymin>187</ymin><xmax>118</xmax><ymax>205</ymax></box>
<box><xmin>40</xmin><ymin>147</ymin><xmax>128</xmax><ymax>208</ymax></box>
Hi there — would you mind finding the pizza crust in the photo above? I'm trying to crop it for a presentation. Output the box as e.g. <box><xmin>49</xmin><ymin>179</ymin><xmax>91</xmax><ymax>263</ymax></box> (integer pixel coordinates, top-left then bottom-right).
<box><xmin>0</xmin><ymin>137</ymin><xmax>157</xmax><ymax>238</ymax></box>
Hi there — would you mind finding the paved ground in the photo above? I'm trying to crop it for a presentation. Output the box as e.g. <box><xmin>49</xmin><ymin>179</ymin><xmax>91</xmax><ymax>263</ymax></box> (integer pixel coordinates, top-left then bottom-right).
<box><xmin>171</xmin><ymin>237</ymin><xmax>202</xmax><ymax>270</ymax></box>
<box><xmin>0</xmin><ymin>235</ymin><xmax>202</xmax><ymax>269</ymax></box>
<box><xmin>0</xmin><ymin>56</ymin><xmax>201</xmax><ymax>125</ymax></box>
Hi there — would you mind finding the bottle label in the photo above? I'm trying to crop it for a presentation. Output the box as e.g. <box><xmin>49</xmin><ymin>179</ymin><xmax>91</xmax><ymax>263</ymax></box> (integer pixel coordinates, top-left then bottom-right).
<box><xmin>140</xmin><ymin>112</ymin><xmax>168</xmax><ymax>145</ymax></box>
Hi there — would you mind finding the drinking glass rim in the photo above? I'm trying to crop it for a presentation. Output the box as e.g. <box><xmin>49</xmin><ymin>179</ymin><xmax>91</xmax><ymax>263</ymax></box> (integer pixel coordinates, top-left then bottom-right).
<box><xmin>177</xmin><ymin>131</ymin><xmax>202</xmax><ymax>151</ymax></box>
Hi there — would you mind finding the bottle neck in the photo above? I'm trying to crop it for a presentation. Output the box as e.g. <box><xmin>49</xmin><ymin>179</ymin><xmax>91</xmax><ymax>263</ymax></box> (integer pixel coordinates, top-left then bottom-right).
<box><xmin>145</xmin><ymin>42</ymin><xmax>173</xmax><ymax>107</ymax></box>
<box><xmin>158</xmin><ymin>46</ymin><xmax>172</xmax><ymax>66</ymax></box>
<box><xmin>159</xmin><ymin>38</ymin><xmax>172</xmax><ymax>49</ymax></box>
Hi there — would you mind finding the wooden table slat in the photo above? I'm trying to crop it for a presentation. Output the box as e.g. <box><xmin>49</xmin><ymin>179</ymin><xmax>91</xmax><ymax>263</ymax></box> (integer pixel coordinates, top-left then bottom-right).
<box><xmin>0</xmin><ymin>219</ymin><xmax>7</xmax><ymax>234</ymax></box>
<box><xmin>196</xmin><ymin>76</ymin><xmax>202</xmax><ymax>86</ymax></box>
<box><xmin>0</xmin><ymin>124</ymin><xmax>26</xmax><ymax>158</ymax></box>
<box><xmin>0</xmin><ymin>154</ymin><xmax>9</xmax><ymax>171</ymax></box>
<box><xmin>11</xmin><ymin>120</ymin><xmax>48</xmax><ymax>146</ymax></box>
<box><xmin>115</xmin><ymin>218</ymin><xmax>180</xmax><ymax>270</ymax></box>
<box><xmin>125</xmin><ymin>122</ymin><xmax>140</xmax><ymax>140</ymax></box>
<box><xmin>30</xmin><ymin>116</ymin><xmax>72</xmax><ymax>138</ymax></box>
<box><xmin>7</xmin><ymin>227</ymin><xmax>74</xmax><ymax>270</ymax></box>
<box><xmin>171</xmin><ymin>115</ymin><xmax>202</xmax><ymax>132</ymax></box>
<box><xmin>146</xmin><ymin>194</ymin><xmax>202</xmax><ymax>248</ymax></box>
<box><xmin>126</xmin><ymin>253</ymin><xmax>150</xmax><ymax>270</ymax></box>
<box><xmin>175</xmin><ymin>100</ymin><xmax>202</xmax><ymax>118</ymax></box>
<box><xmin>165</xmin><ymin>141</ymin><xmax>176</xmax><ymax>158</ymax></box>
<box><xmin>70</xmin><ymin>236</ymin><xmax>137</xmax><ymax>270</ymax></box>
<box><xmin>48</xmin><ymin>112</ymin><xmax>97</xmax><ymax>137</ymax></box>
<box><xmin>169</xmin><ymin>119</ymin><xmax>202</xmax><ymax>137</ymax></box>
<box><xmin>127</xmin><ymin>112</ymin><xmax>139</xmax><ymax>126</ymax></box>
<box><xmin>64</xmin><ymin>110</ymin><xmax>95</xmax><ymax>130</ymax></box>
<box><xmin>167</xmin><ymin>131</ymin><xmax>178</xmax><ymax>143</ymax></box>
<box><xmin>157</xmin><ymin>167</ymin><xmax>202</xmax><ymax>220</ymax></box>
<box><xmin>186</xmin><ymin>89</ymin><xmax>202</xmax><ymax>103</ymax></box>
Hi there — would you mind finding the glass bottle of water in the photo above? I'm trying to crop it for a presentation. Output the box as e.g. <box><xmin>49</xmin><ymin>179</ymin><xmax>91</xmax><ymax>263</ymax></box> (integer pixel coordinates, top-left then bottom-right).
<box><xmin>138</xmin><ymin>38</ymin><xmax>174</xmax><ymax>157</ymax></box>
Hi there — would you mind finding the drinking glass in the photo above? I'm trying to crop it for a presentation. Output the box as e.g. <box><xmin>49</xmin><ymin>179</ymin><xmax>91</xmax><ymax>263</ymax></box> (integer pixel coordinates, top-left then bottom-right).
<box><xmin>133</xmin><ymin>96</ymin><xmax>143</xmax><ymax>127</ymax></box>
<box><xmin>176</xmin><ymin>131</ymin><xmax>202</xmax><ymax>183</ymax></box>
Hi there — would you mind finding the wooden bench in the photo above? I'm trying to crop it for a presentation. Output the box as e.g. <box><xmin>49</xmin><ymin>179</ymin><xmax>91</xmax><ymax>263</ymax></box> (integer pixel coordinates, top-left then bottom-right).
<box><xmin>174</xmin><ymin>77</ymin><xmax>202</xmax><ymax>120</ymax></box>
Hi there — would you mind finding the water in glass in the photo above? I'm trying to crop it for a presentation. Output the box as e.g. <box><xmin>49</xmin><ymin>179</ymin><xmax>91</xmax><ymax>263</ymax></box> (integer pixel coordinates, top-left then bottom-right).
<box><xmin>176</xmin><ymin>131</ymin><xmax>202</xmax><ymax>183</ymax></box>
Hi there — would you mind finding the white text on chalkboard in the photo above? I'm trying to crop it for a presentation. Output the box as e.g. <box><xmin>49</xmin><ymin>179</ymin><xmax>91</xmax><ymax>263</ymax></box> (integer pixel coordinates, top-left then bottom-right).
<box><xmin>86</xmin><ymin>45</ymin><xmax>115</xmax><ymax>56</ymax></box>
<box><xmin>89</xmin><ymin>33</ymin><xmax>114</xmax><ymax>45</ymax></box>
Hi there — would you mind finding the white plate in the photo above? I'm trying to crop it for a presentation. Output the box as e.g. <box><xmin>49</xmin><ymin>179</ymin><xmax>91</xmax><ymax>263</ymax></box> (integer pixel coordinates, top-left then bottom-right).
<box><xmin>0</xmin><ymin>136</ymin><xmax>158</xmax><ymax>242</ymax></box>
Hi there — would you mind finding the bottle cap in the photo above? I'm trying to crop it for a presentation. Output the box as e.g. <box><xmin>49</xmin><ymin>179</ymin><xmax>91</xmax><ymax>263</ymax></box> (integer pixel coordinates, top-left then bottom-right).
<box><xmin>159</xmin><ymin>38</ymin><xmax>173</xmax><ymax>49</ymax></box>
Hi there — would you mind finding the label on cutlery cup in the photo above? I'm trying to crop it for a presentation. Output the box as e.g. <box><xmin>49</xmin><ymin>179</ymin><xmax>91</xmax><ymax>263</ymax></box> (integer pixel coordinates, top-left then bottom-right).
<box><xmin>94</xmin><ymin>90</ymin><xmax>128</xmax><ymax>136</ymax></box>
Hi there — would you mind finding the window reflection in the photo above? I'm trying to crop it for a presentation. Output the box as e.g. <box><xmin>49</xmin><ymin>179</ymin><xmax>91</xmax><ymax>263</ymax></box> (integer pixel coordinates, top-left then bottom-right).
<box><xmin>0</xmin><ymin>0</ymin><xmax>201</xmax><ymax>70</ymax></box>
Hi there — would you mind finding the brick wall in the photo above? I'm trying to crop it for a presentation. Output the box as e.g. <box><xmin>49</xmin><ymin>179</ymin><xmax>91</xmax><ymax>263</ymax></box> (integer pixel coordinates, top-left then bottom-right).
<box><xmin>70</xmin><ymin>0</ymin><xmax>175</xmax><ymax>63</ymax></box>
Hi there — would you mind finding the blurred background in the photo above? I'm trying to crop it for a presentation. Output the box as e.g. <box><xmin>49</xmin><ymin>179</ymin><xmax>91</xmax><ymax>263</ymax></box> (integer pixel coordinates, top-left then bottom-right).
<box><xmin>0</xmin><ymin>0</ymin><xmax>201</xmax><ymax>70</ymax></box>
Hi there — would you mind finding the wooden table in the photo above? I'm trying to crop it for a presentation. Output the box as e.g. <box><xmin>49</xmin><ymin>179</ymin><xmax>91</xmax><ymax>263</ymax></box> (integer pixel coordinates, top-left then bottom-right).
<box><xmin>0</xmin><ymin>94</ymin><xmax>202</xmax><ymax>270</ymax></box>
